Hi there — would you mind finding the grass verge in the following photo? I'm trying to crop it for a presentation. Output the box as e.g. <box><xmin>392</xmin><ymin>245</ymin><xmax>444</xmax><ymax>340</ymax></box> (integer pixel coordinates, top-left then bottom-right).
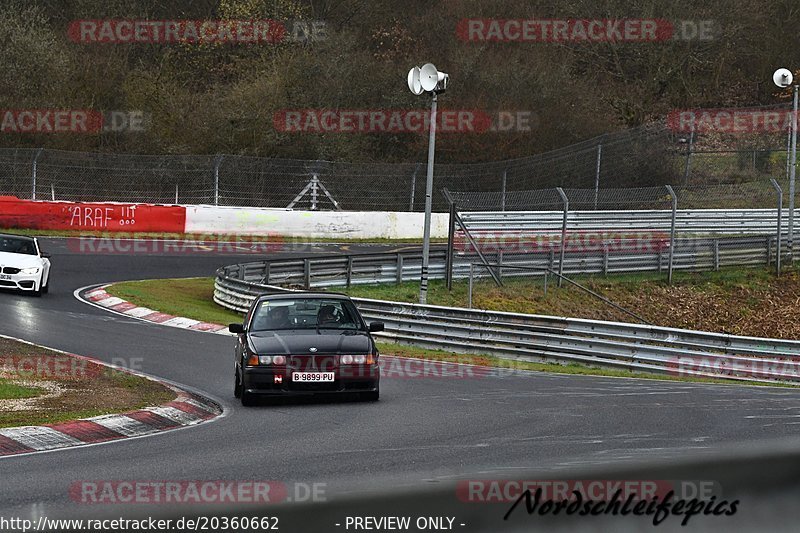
<box><xmin>0</xmin><ymin>336</ymin><xmax>176</xmax><ymax>428</ymax></box>
<box><xmin>104</xmin><ymin>276</ymin><xmax>794</xmax><ymax>388</ymax></box>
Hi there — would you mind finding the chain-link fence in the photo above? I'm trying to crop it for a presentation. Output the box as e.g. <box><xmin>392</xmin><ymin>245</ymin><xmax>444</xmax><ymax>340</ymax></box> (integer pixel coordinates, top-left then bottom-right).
<box><xmin>0</xmin><ymin>103</ymin><xmax>793</xmax><ymax>211</ymax></box>
<box><xmin>445</xmin><ymin>179</ymin><xmax>792</xmax><ymax>286</ymax></box>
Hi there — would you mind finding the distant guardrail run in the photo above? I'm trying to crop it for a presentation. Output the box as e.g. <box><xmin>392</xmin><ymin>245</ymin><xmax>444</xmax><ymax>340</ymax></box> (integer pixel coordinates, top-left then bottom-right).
<box><xmin>214</xmin><ymin>250</ymin><xmax>800</xmax><ymax>385</ymax></box>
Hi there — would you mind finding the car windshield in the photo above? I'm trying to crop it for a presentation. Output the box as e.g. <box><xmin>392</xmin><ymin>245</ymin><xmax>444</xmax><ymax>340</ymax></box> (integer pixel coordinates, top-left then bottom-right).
<box><xmin>0</xmin><ymin>236</ymin><xmax>36</xmax><ymax>255</ymax></box>
<box><xmin>250</xmin><ymin>298</ymin><xmax>363</xmax><ymax>331</ymax></box>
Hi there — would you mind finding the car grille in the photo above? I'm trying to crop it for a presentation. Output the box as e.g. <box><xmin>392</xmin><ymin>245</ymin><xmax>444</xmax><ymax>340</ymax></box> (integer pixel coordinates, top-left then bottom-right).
<box><xmin>289</xmin><ymin>355</ymin><xmax>338</xmax><ymax>372</ymax></box>
<box><xmin>2</xmin><ymin>267</ymin><xmax>20</xmax><ymax>274</ymax></box>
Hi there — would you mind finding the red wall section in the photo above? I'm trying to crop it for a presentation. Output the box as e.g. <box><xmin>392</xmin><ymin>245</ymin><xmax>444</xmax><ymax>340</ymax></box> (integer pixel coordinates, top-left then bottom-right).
<box><xmin>0</xmin><ymin>198</ymin><xmax>186</xmax><ymax>233</ymax></box>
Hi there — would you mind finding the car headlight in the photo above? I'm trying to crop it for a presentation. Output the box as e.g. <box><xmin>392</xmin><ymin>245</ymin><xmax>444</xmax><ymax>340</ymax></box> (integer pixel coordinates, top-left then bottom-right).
<box><xmin>20</xmin><ymin>267</ymin><xmax>40</xmax><ymax>275</ymax></box>
<box><xmin>340</xmin><ymin>354</ymin><xmax>375</xmax><ymax>365</ymax></box>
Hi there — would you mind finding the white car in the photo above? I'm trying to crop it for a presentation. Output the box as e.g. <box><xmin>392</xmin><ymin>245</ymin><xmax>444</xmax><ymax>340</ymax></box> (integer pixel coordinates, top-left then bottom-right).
<box><xmin>0</xmin><ymin>234</ymin><xmax>51</xmax><ymax>296</ymax></box>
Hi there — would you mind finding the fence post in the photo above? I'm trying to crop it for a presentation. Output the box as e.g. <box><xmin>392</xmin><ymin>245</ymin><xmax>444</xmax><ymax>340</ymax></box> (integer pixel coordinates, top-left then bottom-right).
<box><xmin>31</xmin><ymin>148</ymin><xmax>43</xmax><ymax>200</ymax></box>
<box><xmin>409</xmin><ymin>163</ymin><xmax>420</xmax><ymax>211</ymax></box>
<box><xmin>556</xmin><ymin>187</ymin><xmax>569</xmax><ymax>287</ymax></box>
<box><xmin>682</xmin><ymin>130</ymin><xmax>694</xmax><ymax>186</ymax></box>
<box><xmin>303</xmin><ymin>259</ymin><xmax>311</xmax><ymax>289</ymax></box>
<box><xmin>445</xmin><ymin>194</ymin><xmax>457</xmax><ymax>290</ymax></box>
<box><xmin>213</xmin><ymin>155</ymin><xmax>223</xmax><ymax>205</ymax></box>
<box><xmin>175</xmin><ymin>183</ymin><xmax>179</xmax><ymax>204</ymax></box>
<box><xmin>501</xmin><ymin>170</ymin><xmax>507</xmax><ymax>211</ymax></box>
<box><xmin>594</xmin><ymin>142</ymin><xmax>602</xmax><ymax>210</ymax></box>
<box><xmin>665</xmin><ymin>185</ymin><xmax>678</xmax><ymax>284</ymax></box>
<box><xmin>770</xmin><ymin>178</ymin><xmax>783</xmax><ymax>276</ymax></box>
<box><xmin>346</xmin><ymin>257</ymin><xmax>353</xmax><ymax>288</ymax></box>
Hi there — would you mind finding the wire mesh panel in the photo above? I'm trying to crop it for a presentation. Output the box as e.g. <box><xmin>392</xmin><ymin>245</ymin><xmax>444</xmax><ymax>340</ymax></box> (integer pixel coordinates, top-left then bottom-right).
<box><xmin>34</xmin><ymin>150</ymin><xmax>217</xmax><ymax>204</ymax></box>
<box><xmin>0</xmin><ymin>148</ymin><xmax>38</xmax><ymax>199</ymax></box>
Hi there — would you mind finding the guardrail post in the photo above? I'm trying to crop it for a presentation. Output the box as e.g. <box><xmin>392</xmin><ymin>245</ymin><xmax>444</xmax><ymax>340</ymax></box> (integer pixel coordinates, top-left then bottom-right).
<box><xmin>263</xmin><ymin>263</ymin><xmax>271</xmax><ymax>284</ymax></box>
<box><xmin>767</xmin><ymin>236</ymin><xmax>773</xmax><ymax>267</ymax></box>
<box><xmin>556</xmin><ymin>187</ymin><xmax>569</xmax><ymax>287</ymax></box>
<box><xmin>713</xmin><ymin>239</ymin><xmax>719</xmax><ymax>271</ymax></box>
<box><xmin>543</xmin><ymin>271</ymin><xmax>548</xmax><ymax>296</ymax></box>
<box><xmin>770</xmin><ymin>178</ymin><xmax>783</xmax><ymax>276</ymax></box>
<box><xmin>303</xmin><ymin>259</ymin><xmax>311</xmax><ymax>289</ymax></box>
<box><xmin>665</xmin><ymin>185</ymin><xmax>678</xmax><ymax>284</ymax></box>
<box><xmin>468</xmin><ymin>264</ymin><xmax>474</xmax><ymax>308</ymax></box>
<box><xmin>346</xmin><ymin>257</ymin><xmax>353</xmax><ymax>288</ymax></box>
<box><xmin>396</xmin><ymin>253</ymin><xmax>403</xmax><ymax>285</ymax></box>
<box><xmin>602</xmin><ymin>245</ymin><xmax>609</xmax><ymax>276</ymax></box>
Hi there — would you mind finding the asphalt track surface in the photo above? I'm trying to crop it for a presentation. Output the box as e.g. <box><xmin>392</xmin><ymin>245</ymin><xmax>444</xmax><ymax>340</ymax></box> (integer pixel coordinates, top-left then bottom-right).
<box><xmin>1</xmin><ymin>237</ymin><xmax>799</xmax><ymax>529</ymax></box>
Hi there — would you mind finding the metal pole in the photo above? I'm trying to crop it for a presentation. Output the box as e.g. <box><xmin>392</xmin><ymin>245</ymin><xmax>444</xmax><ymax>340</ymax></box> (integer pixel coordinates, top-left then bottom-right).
<box><xmin>213</xmin><ymin>155</ymin><xmax>223</xmax><ymax>205</ymax></box>
<box><xmin>175</xmin><ymin>183</ymin><xmax>179</xmax><ymax>204</ymax></box>
<box><xmin>501</xmin><ymin>170</ymin><xmax>507</xmax><ymax>211</ymax></box>
<box><xmin>771</xmin><ymin>178</ymin><xmax>782</xmax><ymax>276</ymax></box>
<box><xmin>788</xmin><ymin>85</ymin><xmax>798</xmax><ymax>261</ymax></box>
<box><xmin>594</xmin><ymin>142</ymin><xmax>602</xmax><ymax>210</ymax></box>
<box><xmin>31</xmin><ymin>148</ymin><xmax>43</xmax><ymax>200</ymax></box>
<box><xmin>665</xmin><ymin>185</ymin><xmax>678</xmax><ymax>284</ymax></box>
<box><xmin>556</xmin><ymin>187</ymin><xmax>569</xmax><ymax>287</ymax></box>
<box><xmin>420</xmin><ymin>92</ymin><xmax>437</xmax><ymax>304</ymax></box>
<box><xmin>683</xmin><ymin>130</ymin><xmax>694</xmax><ymax>186</ymax></box>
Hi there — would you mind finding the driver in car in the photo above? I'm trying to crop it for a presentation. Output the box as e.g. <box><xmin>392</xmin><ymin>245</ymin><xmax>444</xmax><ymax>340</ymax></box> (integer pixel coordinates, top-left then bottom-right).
<box><xmin>267</xmin><ymin>306</ymin><xmax>292</xmax><ymax>329</ymax></box>
<box><xmin>317</xmin><ymin>304</ymin><xmax>340</xmax><ymax>327</ymax></box>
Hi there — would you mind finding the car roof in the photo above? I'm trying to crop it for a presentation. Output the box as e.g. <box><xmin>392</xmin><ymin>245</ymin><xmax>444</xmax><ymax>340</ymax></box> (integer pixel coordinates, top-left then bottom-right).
<box><xmin>254</xmin><ymin>291</ymin><xmax>352</xmax><ymax>303</ymax></box>
<box><xmin>0</xmin><ymin>233</ymin><xmax>35</xmax><ymax>242</ymax></box>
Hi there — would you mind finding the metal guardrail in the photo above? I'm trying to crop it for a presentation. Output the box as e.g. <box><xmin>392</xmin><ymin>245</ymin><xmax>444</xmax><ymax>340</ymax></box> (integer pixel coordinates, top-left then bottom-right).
<box><xmin>214</xmin><ymin>253</ymin><xmax>800</xmax><ymax>385</ymax></box>
<box><xmin>458</xmin><ymin>208</ymin><xmax>796</xmax><ymax>235</ymax></box>
<box><xmin>216</xmin><ymin>234</ymin><xmax>784</xmax><ymax>292</ymax></box>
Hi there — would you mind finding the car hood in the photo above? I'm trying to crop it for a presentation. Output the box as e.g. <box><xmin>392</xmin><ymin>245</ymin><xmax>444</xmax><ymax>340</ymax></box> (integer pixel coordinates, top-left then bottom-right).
<box><xmin>0</xmin><ymin>251</ymin><xmax>42</xmax><ymax>268</ymax></box>
<box><xmin>248</xmin><ymin>330</ymin><xmax>372</xmax><ymax>355</ymax></box>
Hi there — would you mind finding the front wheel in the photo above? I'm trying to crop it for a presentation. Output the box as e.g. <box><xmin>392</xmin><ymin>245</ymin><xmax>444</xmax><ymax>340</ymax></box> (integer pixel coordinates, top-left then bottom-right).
<box><xmin>41</xmin><ymin>275</ymin><xmax>49</xmax><ymax>294</ymax></box>
<box><xmin>234</xmin><ymin>368</ymin><xmax>242</xmax><ymax>398</ymax></box>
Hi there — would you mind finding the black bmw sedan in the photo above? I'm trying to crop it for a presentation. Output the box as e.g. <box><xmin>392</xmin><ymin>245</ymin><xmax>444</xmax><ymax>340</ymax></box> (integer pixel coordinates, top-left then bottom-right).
<box><xmin>230</xmin><ymin>292</ymin><xmax>384</xmax><ymax>406</ymax></box>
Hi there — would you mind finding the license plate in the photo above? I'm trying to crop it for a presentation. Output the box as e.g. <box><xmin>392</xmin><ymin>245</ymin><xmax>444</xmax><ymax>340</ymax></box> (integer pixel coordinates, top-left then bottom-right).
<box><xmin>0</xmin><ymin>274</ymin><xmax>10</xmax><ymax>280</ymax></box>
<box><xmin>292</xmin><ymin>372</ymin><xmax>335</xmax><ymax>382</ymax></box>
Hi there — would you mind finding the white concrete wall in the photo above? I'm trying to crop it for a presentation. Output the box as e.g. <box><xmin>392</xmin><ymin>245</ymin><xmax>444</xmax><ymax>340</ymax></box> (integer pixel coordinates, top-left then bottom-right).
<box><xmin>184</xmin><ymin>206</ymin><xmax>450</xmax><ymax>239</ymax></box>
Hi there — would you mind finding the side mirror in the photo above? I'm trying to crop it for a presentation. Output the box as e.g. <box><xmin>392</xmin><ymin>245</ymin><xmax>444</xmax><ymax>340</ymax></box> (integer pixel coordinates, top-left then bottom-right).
<box><xmin>368</xmin><ymin>322</ymin><xmax>384</xmax><ymax>333</ymax></box>
<box><xmin>229</xmin><ymin>323</ymin><xmax>245</xmax><ymax>334</ymax></box>
<box><xmin>40</xmin><ymin>252</ymin><xmax>50</xmax><ymax>259</ymax></box>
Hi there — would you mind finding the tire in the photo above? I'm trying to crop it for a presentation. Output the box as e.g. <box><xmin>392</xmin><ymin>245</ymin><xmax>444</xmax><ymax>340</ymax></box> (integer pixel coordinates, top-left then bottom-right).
<box><xmin>360</xmin><ymin>387</ymin><xmax>380</xmax><ymax>402</ymax></box>
<box><xmin>234</xmin><ymin>368</ymin><xmax>242</xmax><ymax>398</ymax></box>
<box><xmin>241</xmin><ymin>388</ymin><xmax>257</xmax><ymax>407</ymax></box>
<box><xmin>41</xmin><ymin>276</ymin><xmax>49</xmax><ymax>294</ymax></box>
